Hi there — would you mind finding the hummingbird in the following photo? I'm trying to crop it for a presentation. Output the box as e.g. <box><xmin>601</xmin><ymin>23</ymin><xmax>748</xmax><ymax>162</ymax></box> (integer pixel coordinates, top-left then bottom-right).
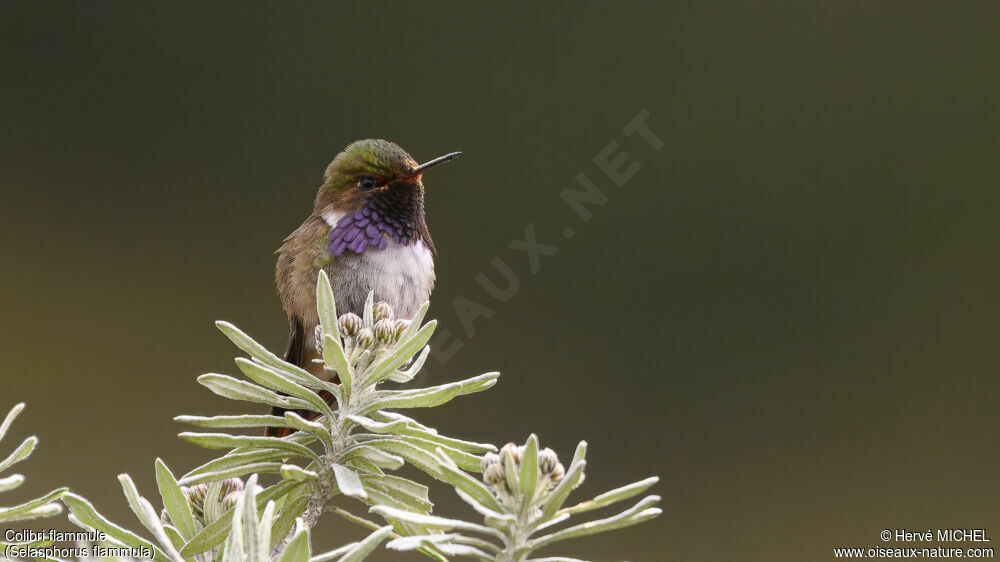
<box><xmin>268</xmin><ymin>139</ymin><xmax>460</xmax><ymax>436</ymax></box>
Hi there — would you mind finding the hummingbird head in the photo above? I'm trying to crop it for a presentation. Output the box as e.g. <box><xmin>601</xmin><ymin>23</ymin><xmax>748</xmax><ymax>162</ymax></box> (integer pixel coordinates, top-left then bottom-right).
<box><xmin>314</xmin><ymin>139</ymin><xmax>460</xmax><ymax>215</ymax></box>
<box><xmin>317</xmin><ymin>139</ymin><xmax>460</xmax><ymax>255</ymax></box>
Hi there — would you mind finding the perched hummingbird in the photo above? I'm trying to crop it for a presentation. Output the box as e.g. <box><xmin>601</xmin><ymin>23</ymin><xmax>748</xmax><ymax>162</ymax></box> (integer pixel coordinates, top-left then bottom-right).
<box><xmin>269</xmin><ymin>139</ymin><xmax>460</xmax><ymax>436</ymax></box>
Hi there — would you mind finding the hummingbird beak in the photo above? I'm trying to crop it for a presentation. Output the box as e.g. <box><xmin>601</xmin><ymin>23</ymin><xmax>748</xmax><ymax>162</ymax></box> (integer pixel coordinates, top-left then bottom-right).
<box><xmin>409</xmin><ymin>151</ymin><xmax>462</xmax><ymax>176</ymax></box>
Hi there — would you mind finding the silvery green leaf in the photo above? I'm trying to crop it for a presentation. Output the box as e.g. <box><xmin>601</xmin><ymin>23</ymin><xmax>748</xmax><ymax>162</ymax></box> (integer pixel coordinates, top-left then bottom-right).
<box><xmin>533</xmin><ymin>512</ymin><xmax>570</xmax><ymax>533</ymax></box>
<box><xmin>560</xmin><ymin>476</ymin><xmax>659</xmax><ymax>516</ymax></box>
<box><xmin>203</xmin><ymin>479</ymin><xmax>226</xmax><ymax>524</ymax></box>
<box><xmin>432</xmin><ymin>453</ymin><xmax>505</xmax><ymax>513</ymax></box>
<box><xmin>397</xmin><ymin>302</ymin><xmax>429</xmax><ymax>343</ymax></box>
<box><xmin>361</xmin><ymin>475</ymin><xmax>431</xmax><ymax>511</ymax></box>
<box><xmin>323</xmin><ymin>334</ymin><xmax>353</xmax><ymax>399</ymax></box>
<box><xmin>455</xmin><ymin>372</ymin><xmax>501</xmax><ymax>395</ymax></box>
<box><xmin>270</xmin><ymin>485</ymin><xmax>310</xmax><ymax>551</ymax></box>
<box><xmin>370</xmin><ymin>506</ymin><xmax>504</xmax><ymax>540</ymax></box>
<box><xmin>0</xmin><ymin>473</ymin><xmax>24</xmax><ymax>492</ymax></box>
<box><xmin>257</xmin><ymin>500</ymin><xmax>276</xmax><ymax>554</ymax></box>
<box><xmin>386</xmin><ymin>345</ymin><xmax>430</xmax><ymax>383</ymax></box>
<box><xmin>364</xmin><ymin>383</ymin><xmax>463</xmax><ymax>414</ymax></box>
<box><xmin>529</xmin><ymin>496</ymin><xmax>662</xmax><ymax>552</ymax></box>
<box><xmin>61</xmin><ymin>492</ymin><xmax>167</xmax><ymax>560</ymax></box>
<box><xmin>280</xmin><ymin>464</ymin><xmax>319</xmax><ymax>483</ymax></box>
<box><xmin>162</xmin><ymin>524</ymin><xmax>185</xmax><ymax>552</ymax></box>
<box><xmin>237</xmin><ymin>358</ymin><xmax>335</xmax><ymax>421</ymax></box>
<box><xmin>362</xmin><ymin>291</ymin><xmax>375</xmax><ymax>327</ymax></box>
<box><xmin>0</xmin><ymin>436</ymin><xmax>36</xmax><ymax>473</ymax></box>
<box><xmin>520</xmin><ymin>434</ymin><xmax>539</xmax><ymax>501</ymax></box>
<box><xmin>215</xmin><ymin>321</ymin><xmax>317</xmax><ymax>386</ymax></box>
<box><xmin>332</xmin><ymin>463</ymin><xmax>367</xmax><ymax>499</ymax></box>
<box><xmin>0</xmin><ymin>487</ymin><xmax>66</xmax><ymax>522</ymax></box>
<box><xmin>197</xmin><ymin>373</ymin><xmax>313</xmax><ymax>410</ymax></box>
<box><xmin>178</xmin><ymin>432</ymin><xmax>319</xmax><ymax>462</ymax></box>
<box><xmin>154</xmin><ymin>459</ymin><xmax>197</xmax><ymax>541</ymax></box>
<box><xmin>521</xmin><ymin>433</ymin><xmax>538</xmax><ymax>498</ymax></box>
<box><xmin>334</xmin><ymin>525</ymin><xmax>393</xmax><ymax>562</ymax></box>
<box><xmin>316</xmin><ymin>270</ymin><xmax>339</xmax><ymax>347</ymax></box>
<box><xmin>283</xmin><ymin>411</ymin><xmax>334</xmax><ymax>450</ymax></box>
<box><xmin>308</xmin><ymin>542</ymin><xmax>358</xmax><ymax>562</ymax></box>
<box><xmin>183</xmin><ymin>449</ymin><xmax>290</xmax><ymax>482</ymax></box>
<box><xmin>570</xmin><ymin>441</ymin><xmax>588</xmax><ymax>468</ymax></box>
<box><xmin>175</xmin><ymin>414</ymin><xmax>291</xmax><ymax>429</ymax></box>
<box><xmin>1</xmin><ymin>502</ymin><xmax>62</xmax><ymax>523</ymax></box>
<box><xmin>0</xmin><ymin>403</ymin><xmax>25</xmax><ymax>443</ymax></box>
<box><xmin>434</xmin><ymin>543</ymin><xmax>493</xmax><ymax>559</ymax></box>
<box><xmin>118</xmin><ymin>474</ymin><xmax>185</xmax><ymax>562</ymax></box>
<box><xmin>363</xmin><ymin>320</ymin><xmax>437</xmax><ymax>388</ymax></box>
<box><xmin>344</xmin><ymin>415</ymin><xmax>407</xmax><ymax>434</ymax></box>
<box><xmin>502</xmin><ymin>447</ymin><xmax>519</xmax><ymax>493</ymax></box>
<box><xmin>178</xmin><ymin>463</ymin><xmax>283</xmax><ymax>486</ymax></box>
<box><xmin>343</xmin><ymin>445</ymin><xmax>405</xmax><ymax>470</ymax></box>
<box><xmin>386</xmin><ymin>533</ymin><xmax>459</xmax><ymax>551</ymax></box>
<box><xmin>399</xmin><ymin>435</ymin><xmax>481</xmax><ymax>472</ymax></box>
<box><xmin>539</xmin><ymin>460</ymin><xmax>586</xmax><ymax>521</ymax></box>
<box><xmin>398</xmin><ymin>423</ymin><xmax>496</xmax><ymax>455</ymax></box>
<box><xmin>230</xmin><ymin>474</ymin><xmax>264</xmax><ymax>562</ymax></box>
<box><xmin>361</xmin><ymin>476</ymin><xmax>432</xmax><ymax>513</ymax></box>
<box><xmin>454</xmin><ymin>489</ymin><xmax>513</xmax><ymax>526</ymax></box>
<box><xmin>360</xmin><ymin>440</ymin><xmax>442</xmax><ymax>478</ymax></box>
<box><xmin>279</xmin><ymin>521</ymin><xmax>312</xmax><ymax>561</ymax></box>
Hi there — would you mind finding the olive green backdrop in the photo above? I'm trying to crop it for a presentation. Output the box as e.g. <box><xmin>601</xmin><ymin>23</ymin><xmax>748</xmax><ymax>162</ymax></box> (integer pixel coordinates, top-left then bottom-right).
<box><xmin>2</xmin><ymin>3</ymin><xmax>998</xmax><ymax>561</ymax></box>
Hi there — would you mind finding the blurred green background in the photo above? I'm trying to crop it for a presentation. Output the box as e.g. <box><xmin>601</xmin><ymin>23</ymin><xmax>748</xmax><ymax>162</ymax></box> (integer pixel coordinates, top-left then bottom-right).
<box><xmin>2</xmin><ymin>3</ymin><xmax>999</xmax><ymax>561</ymax></box>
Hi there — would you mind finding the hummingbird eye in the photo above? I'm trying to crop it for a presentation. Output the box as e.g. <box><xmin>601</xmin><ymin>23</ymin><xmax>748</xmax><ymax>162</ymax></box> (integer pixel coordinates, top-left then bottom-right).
<box><xmin>359</xmin><ymin>176</ymin><xmax>377</xmax><ymax>190</ymax></box>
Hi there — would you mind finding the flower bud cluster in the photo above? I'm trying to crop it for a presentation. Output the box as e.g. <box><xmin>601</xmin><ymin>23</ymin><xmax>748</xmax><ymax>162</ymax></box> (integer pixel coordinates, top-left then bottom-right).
<box><xmin>335</xmin><ymin>303</ymin><xmax>409</xmax><ymax>354</ymax></box>
<box><xmin>481</xmin><ymin>441</ymin><xmax>567</xmax><ymax>511</ymax></box>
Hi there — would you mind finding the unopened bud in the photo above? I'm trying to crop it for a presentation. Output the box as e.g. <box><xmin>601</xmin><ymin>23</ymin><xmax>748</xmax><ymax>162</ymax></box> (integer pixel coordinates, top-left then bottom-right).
<box><xmin>483</xmin><ymin>463</ymin><xmax>506</xmax><ymax>489</ymax></box>
<box><xmin>373</xmin><ymin>318</ymin><xmax>396</xmax><ymax>344</ymax></box>
<box><xmin>393</xmin><ymin>319</ymin><xmax>410</xmax><ymax>339</ymax></box>
<box><xmin>481</xmin><ymin>452</ymin><xmax>501</xmax><ymax>473</ymax></box>
<box><xmin>221</xmin><ymin>478</ymin><xmax>244</xmax><ymax>495</ymax></box>
<box><xmin>499</xmin><ymin>442</ymin><xmax>523</xmax><ymax>467</ymax></box>
<box><xmin>355</xmin><ymin>328</ymin><xmax>376</xmax><ymax>349</ymax></box>
<box><xmin>538</xmin><ymin>448</ymin><xmax>560</xmax><ymax>475</ymax></box>
<box><xmin>373</xmin><ymin>302</ymin><xmax>394</xmax><ymax>322</ymax></box>
<box><xmin>338</xmin><ymin>313</ymin><xmax>363</xmax><ymax>338</ymax></box>
<box><xmin>222</xmin><ymin>491</ymin><xmax>241</xmax><ymax>511</ymax></box>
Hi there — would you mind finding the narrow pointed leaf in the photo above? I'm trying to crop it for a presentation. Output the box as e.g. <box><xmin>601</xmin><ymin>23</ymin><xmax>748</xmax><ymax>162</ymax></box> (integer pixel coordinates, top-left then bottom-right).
<box><xmin>62</xmin><ymin>492</ymin><xmax>168</xmax><ymax>561</ymax></box>
<box><xmin>0</xmin><ymin>403</ymin><xmax>25</xmax><ymax>443</ymax></box>
<box><xmin>561</xmin><ymin>476</ymin><xmax>659</xmax><ymax>515</ymax></box>
<box><xmin>323</xmin><ymin>334</ymin><xmax>353</xmax><ymax>397</ymax></box>
<box><xmin>316</xmin><ymin>270</ymin><xmax>339</xmax><ymax>347</ymax></box>
<box><xmin>216</xmin><ymin>321</ymin><xmax>316</xmax><ymax>384</ymax></box>
<box><xmin>237</xmin><ymin>358</ymin><xmax>335</xmax><ymax>421</ymax></box>
<box><xmin>155</xmin><ymin>459</ymin><xmax>197</xmax><ymax>541</ymax></box>
<box><xmin>520</xmin><ymin>435</ymin><xmax>539</xmax><ymax>501</ymax></box>
<box><xmin>0</xmin><ymin>437</ymin><xmax>36</xmax><ymax>473</ymax></box>
<box><xmin>197</xmin><ymin>374</ymin><xmax>313</xmax><ymax>410</ymax></box>
<box><xmin>175</xmin><ymin>414</ymin><xmax>291</xmax><ymax>429</ymax></box>
<box><xmin>280</xmin><ymin>523</ymin><xmax>312</xmax><ymax>561</ymax></box>
<box><xmin>336</xmin><ymin>525</ymin><xmax>394</xmax><ymax>562</ymax></box>
<box><xmin>530</xmin><ymin>496</ymin><xmax>661</xmax><ymax>551</ymax></box>
<box><xmin>178</xmin><ymin>432</ymin><xmax>319</xmax><ymax>462</ymax></box>
<box><xmin>0</xmin><ymin>487</ymin><xmax>67</xmax><ymax>522</ymax></box>
<box><xmin>332</xmin><ymin>463</ymin><xmax>367</xmax><ymax>499</ymax></box>
<box><xmin>364</xmin><ymin>321</ymin><xmax>437</xmax><ymax>387</ymax></box>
